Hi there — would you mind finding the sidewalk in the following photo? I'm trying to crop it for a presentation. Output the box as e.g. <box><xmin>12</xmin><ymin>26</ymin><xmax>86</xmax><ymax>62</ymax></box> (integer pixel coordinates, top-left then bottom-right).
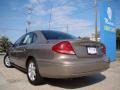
<box><xmin>0</xmin><ymin>75</ymin><xmax>8</xmax><ymax>86</ymax></box>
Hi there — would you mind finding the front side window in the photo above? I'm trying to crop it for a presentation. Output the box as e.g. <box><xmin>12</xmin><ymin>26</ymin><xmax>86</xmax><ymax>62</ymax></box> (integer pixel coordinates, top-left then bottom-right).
<box><xmin>14</xmin><ymin>34</ymin><xmax>26</xmax><ymax>47</ymax></box>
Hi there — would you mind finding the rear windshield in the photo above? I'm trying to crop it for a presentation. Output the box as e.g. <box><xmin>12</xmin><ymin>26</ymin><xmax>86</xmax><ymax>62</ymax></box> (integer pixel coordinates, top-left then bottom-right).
<box><xmin>41</xmin><ymin>30</ymin><xmax>77</xmax><ymax>40</ymax></box>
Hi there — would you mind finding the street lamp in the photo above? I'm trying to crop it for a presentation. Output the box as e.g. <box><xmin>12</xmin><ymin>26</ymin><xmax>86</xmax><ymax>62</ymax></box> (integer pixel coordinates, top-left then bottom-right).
<box><xmin>26</xmin><ymin>5</ymin><xmax>33</xmax><ymax>33</ymax></box>
<box><xmin>48</xmin><ymin>0</ymin><xmax>53</xmax><ymax>30</ymax></box>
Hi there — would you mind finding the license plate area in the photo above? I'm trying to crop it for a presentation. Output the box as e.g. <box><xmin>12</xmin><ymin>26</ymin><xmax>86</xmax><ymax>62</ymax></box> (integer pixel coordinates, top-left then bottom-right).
<box><xmin>87</xmin><ymin>47</ymin><xmax>97</xmax><ymax>55</ymax></box>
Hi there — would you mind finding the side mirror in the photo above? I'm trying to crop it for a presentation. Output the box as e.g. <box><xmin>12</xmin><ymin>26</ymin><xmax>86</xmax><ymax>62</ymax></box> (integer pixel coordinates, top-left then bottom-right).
<box><xmin>12</xmin><ymin>44</ymin><xmax>15</xmax><ymax>47</ymax></box>
<box><xmin>12</xmin><ymin>44</ymin><xmax>18</xmax><ymax>47</ymax></box>
<box><xmin>9</xmin><ymin>43</ymin><xmax>16</xmax><ymax>47</ymax></box>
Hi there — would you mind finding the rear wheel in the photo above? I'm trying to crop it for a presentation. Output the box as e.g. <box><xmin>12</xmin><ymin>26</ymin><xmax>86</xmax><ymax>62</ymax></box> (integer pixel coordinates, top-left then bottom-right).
<box><xmin>4</xmin><ymin>54</ymin><xmax>13</xmax><ymax>68</ymax></box>
<box><xmin>27</xmin><ymin>59</ymin><xmax>44</xmax><ymax>85</ymax></box>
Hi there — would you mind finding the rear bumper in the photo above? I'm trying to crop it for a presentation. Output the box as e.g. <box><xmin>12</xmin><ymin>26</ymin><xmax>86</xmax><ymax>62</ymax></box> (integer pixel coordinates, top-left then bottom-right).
<box><xmin>38</xmin><ymin>58</ymin><xmax>110</xmax><ymax>78</ymax></box>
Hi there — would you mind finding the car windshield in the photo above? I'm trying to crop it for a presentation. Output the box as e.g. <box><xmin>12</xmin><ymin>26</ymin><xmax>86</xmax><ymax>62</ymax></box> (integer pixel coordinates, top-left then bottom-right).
<box><xmin>41</xmin><ymin>30</ymin><xmax>77</xmax><ymax>40</ymax></box>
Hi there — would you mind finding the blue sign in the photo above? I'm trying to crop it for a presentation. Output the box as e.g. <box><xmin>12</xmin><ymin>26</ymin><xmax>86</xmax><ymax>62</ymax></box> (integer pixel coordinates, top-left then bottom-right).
<box><xmin>98</xmin><ymin>0</ymin><xmax>116</xmax><ymax>61</ymax></box>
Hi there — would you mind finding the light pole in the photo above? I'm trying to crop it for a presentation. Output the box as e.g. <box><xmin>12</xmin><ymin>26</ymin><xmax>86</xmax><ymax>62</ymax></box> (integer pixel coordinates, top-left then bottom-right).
<box><xmin>95</xmin><ymin>0</ymin><xmax>98</xmax><ymax>41</ymax></box>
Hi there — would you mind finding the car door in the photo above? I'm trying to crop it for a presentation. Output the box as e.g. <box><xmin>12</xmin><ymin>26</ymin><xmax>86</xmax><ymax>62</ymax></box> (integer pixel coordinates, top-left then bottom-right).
<box><xmin>9</xmin><ymin>34</ymin><xmax>26</xmax><ymax>64</ymax></box>
<box><xmin>10</xmin><ymin>33</ymin><xmax>34</xmax><ymax>68</ymax></box>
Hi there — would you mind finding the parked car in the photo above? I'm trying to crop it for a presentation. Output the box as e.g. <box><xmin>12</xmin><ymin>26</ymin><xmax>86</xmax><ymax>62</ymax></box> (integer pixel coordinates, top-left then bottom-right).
<box><xmin>4</xmin><ymin>30</ymin><xmax>110</xmax><ymax>85</ymax></box>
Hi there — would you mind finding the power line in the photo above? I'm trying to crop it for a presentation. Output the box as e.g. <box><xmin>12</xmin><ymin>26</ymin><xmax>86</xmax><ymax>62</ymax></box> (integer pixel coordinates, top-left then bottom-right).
<box><xmin>0</xmin><ymin>28</ymin><xmax>26</xmax><ymax>31</ymax></box>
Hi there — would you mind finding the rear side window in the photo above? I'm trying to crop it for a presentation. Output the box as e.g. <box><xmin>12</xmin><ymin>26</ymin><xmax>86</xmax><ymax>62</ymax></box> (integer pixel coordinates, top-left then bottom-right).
<box><xmin>33</xmin><ymin>33</ymin><xmax>37</xmax><ymax>43</ymax></box>
<box><xmin>22</xmin><ymin>34</ymin><xmax>33</xmax><ymax>45</ymax></box>
<box><xmin>20</xmin><ymin>32</ymin><xmax>36</xmax><ymax>45</ymax></box>
<box><xmin>41</xmin><ymin>30</ymin><xmax>77</xmax><ymax>40</ymax></box>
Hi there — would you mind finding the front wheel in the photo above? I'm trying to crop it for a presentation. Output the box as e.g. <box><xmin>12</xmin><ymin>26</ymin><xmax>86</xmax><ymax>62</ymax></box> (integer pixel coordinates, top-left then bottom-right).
<box><xmin>4</xmin><ymin>54</ymin><xmax>13</xmax><ymax>68</ymax></box>
<box><xmin>27</xmin><ymin>59</ymin><xmax>44</xmax><ymax>85</ymax></box>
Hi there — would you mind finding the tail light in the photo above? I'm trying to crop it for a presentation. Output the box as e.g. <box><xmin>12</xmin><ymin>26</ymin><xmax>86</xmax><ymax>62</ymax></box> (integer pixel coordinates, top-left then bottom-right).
<box><xmin>101</xmin><ymin>45</ymin><xmax>106</xmax><ymax>55</ymax></box>
<box><xmin>52</xmin><ymin>41</ymin><xmax>75</xmax><ymax>55</ymax></box>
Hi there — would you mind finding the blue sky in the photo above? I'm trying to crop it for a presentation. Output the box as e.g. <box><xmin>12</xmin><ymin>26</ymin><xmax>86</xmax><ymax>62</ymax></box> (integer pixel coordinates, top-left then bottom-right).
<box><xmin>0</xmin><ymin>0</ymin><xmax>120</xmax><ymax>43</ymax></box>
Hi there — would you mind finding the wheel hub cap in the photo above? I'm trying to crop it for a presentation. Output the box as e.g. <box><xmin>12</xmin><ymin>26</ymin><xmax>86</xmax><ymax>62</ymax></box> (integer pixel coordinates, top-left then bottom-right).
<box><xmin>5</xmin><ymin>56</ymin><xmax>11</xmax><ymax>66</ymax></box>
<box><xmin>28</xmin><ymin>62</ymin><xmax>36</xmax><ymax>81</ymax></box>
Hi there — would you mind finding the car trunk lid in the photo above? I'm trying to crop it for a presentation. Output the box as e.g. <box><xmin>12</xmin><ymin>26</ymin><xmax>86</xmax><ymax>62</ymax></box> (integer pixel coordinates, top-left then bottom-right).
<box><xmin>70</xmin><ymin>40</ymin><xmax>105</xmax><ymax>58</ymax></box>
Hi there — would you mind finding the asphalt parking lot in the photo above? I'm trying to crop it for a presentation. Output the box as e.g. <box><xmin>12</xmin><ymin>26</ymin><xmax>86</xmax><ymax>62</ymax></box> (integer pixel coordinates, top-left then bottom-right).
<box><xmin>0</xmin><ymin>55</ymin><xmax>120</xmax><ymax>90</ymax></box>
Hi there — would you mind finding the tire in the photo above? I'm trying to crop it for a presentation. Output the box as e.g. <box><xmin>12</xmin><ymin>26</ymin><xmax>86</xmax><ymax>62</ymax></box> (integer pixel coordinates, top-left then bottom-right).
<box><xmin>27</xmin><ymin>59</ymin><xmax>44</xmax><ymax>85</ymax></box>
<box><xmin>4</xmin><ymin>54</ymin><xmax>13</xmax><ymax>68</ymax></box>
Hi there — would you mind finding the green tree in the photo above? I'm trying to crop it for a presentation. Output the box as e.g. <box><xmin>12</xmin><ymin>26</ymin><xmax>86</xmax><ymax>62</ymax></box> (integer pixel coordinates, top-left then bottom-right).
<box><xmin>0</xmin><ymin>36</ymin><xmax>11</xmax><ymax>52</ymax></box>
<box><xmin>116</xmin><ymin>28</ymin><xmax>120</xmax><ymax>39</ymax></box>
<box><xmin>116</xmin><ymin>28</ymin><xmax>120</xmax><ymax>50</ymax></box>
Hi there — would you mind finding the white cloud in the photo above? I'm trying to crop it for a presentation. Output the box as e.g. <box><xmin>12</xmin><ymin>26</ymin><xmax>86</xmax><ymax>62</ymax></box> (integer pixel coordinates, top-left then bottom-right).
<box><xmin>52</xmin><ymin>5</ymin><xmax>76</xmax><ymax>16</ymax></box>
<box><xmin>33</xmin><ymin>5</ymin><xmax>49</xmax><ymax>16</ymax></box>
<box><xmin>30</xmin><ymin>0</ymin><xmax>47</xmax><ymax>4</ymax></box>
<box><xmin>25</xmin><ymin>0</ymin><xmax>94</xmax><ymax>37</ymax></box>
<box><xmin>10</xmin><ymin>1</ymin><xmax>19</xmax><ymax>11</ymax></box>
<box><xmin>50</xmin><ymin>5</ymin><xmax>92</xmax><ymax>31</ymax></box>
<box><xmin>30</xmin><ymin>0</ymin><xmax>38</xmax><ymax>4</ymax></box>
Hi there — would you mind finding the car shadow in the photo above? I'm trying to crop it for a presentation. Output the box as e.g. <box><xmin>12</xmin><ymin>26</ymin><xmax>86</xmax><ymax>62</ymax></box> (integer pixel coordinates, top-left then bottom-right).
<box><xmin>13</xmin><ymin>66</ymin><xmax>106</xmax><ymax>88</ymax></box>
<box><xmin>44</xmin><ymin>73</ymin><xmax>106</xmax><ymax>89</ymax></box>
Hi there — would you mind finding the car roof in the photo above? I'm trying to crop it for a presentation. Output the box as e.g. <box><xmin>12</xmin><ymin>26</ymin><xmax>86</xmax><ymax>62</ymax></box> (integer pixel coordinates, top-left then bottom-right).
<box><xmin>29</xmin><ymin>30</ymin><xmax>61</xmax><ymax>34</ymax></box>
